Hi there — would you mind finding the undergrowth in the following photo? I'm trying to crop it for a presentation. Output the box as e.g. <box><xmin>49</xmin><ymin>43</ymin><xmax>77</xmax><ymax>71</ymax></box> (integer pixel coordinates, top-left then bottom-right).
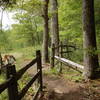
<box><xmin>44</xmin><ymin>65</ymin><xmax>83</xmax><ymax>82</ymax></box>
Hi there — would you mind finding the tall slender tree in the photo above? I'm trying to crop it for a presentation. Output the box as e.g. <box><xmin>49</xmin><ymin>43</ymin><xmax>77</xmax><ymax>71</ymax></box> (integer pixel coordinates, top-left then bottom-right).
<box><xmin>82</xmin><ymin>0</ymin><xmax>99</xmax><ymax>79</ymax></box>
<box><xmin>51</xmin><ymin>0</ymin><xmax>59</xmax><ymax>55</ymax></box>
<box><xmin>42</xmin><ymin>0</ymin><xmax>49</xmax><ymax>63</ymax></box>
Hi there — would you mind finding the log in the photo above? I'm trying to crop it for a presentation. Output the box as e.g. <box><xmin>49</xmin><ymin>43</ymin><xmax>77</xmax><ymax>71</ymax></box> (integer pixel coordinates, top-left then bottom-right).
<box><xmin>55</xmin><ymin>56</ymin><xmax>84</xmax><ymax>73</ymax></box>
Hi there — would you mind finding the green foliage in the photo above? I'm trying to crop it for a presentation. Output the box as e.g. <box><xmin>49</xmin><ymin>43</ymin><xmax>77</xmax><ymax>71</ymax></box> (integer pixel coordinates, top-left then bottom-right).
<box><xmin>59</xmin><ymin>0</ymin><xmax>82</xmax><ymax>44</ymax></box>
<box><xmin>58</xmin><ymin>0</ymin><xmax>100</xmax><ymax>63</ymax></box>
<box><xmin>44</xmin><ymin>67</ymin><xmax>59</xmax><ymax>75</ymax></box>
<box><xmin>63</xmin><ymin>67</ymin><xmax>82</xmax><ymax>81</ymax></box>
<box><xmin>0</xmin><ymin>0</ymin><xmax>43</xmax><ymax>52</ymax></box>
<box><xmin>0</xmin><ymin>73</ymin><xmax>7</xmax><ymax>100</ymax></box>
<box><xmin>0</xmin><ymin>30</ymin><xmax>12</xmax><ymax>52</ymax></box>
<box><xmin>95</xmin><ymin>0</ymin><xmax>100</xmax><ymax>48</ymax></box>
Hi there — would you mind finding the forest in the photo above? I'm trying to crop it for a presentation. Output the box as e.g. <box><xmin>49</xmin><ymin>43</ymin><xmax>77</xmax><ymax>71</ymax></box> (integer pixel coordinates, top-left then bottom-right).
<box><xmin>0</xmin><ymin>0</ymin><xmax>100</xmax><ymax>100</ymax></box>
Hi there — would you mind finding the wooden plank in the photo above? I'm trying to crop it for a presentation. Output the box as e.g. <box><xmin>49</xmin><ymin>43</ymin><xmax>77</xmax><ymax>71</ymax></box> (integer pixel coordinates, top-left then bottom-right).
<box><xmin>54</xmin><ymin>44</ymin><xmax>76</xmax><ymax>50</ymax></box>
<box><xmin>18</xmin><ymin>71</ymin><xmax>40</xmax><ymax>100</ymax></box>
<box><xmin>17</xmin><ymin>58</ymin><xmax>37</xmax><ymax>80</ymax></box>
<box><xmin>60</xmin><ymin>44</ymin><xmax>76</xmax><ymax>48</ymax></box>
<box><xmin>59</xmin><ymin>42</ymin><xmax>63</xmax><ymax>73</ymax></box>
<box><xmin>55</xmin><ymin>56</ymin><xmax>84</xmax><ymax>72</ymax></box>
<box><xmin>59</xmin><ymin>51</ymin><xmax>72</xmax><ymax>54</ymax></box>
<box><xmin>50</xmin><ymin>44</ymin><xmax>55</xmax><ymax>68</ymax></box>
<box><xmin>6</xmin><ymin>65</ymin><xmax>19</xmax><ymax>100</ymax></box>
<box><xmin>0</xmin><ymin>77</ymin><xmax>13</xmax><ymax>94</ymax></box>
<box><xmin>36</xmin><ymin>50</ymin><xmax>43</xmax><ymax>92</ymax></box>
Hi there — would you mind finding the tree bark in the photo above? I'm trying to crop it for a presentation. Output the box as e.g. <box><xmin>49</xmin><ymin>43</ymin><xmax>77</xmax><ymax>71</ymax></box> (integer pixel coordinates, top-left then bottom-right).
<box><xmin>82</xmin><ymin>0</ymin><xmax>99</xmax><ymax>79</ymax></box>
<box><xmin>42</xmin><ymin>0</ymin><xmax>49</xmax><ymax>63</ymax></box>
<box><xmin>51</xmin><ymin>0</ymin><xmax>59</xmax><ymax>56</ymax></box>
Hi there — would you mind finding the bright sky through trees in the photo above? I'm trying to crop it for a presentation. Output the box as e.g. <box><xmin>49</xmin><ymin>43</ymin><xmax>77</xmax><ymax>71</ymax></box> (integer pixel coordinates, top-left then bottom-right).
<box><xmin>0</xmin><ymin>9</ymin><xmax>16</xmax><ymax>29</ymax></box>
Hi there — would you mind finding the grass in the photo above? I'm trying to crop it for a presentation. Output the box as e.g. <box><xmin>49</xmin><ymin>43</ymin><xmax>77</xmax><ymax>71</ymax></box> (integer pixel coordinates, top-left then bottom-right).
<box><xmin>0</xmin><ymin>72</ymin><xmax>35</xmax><ymax>100</ymax></box>
<box><xmin>59</xmin><ymin>66</ymin><xmax>83</xmax><ymax>82</ymax></box>
<box><xmin>0</xmin><ymin>73</ymin><xmax>8</xmax><ymax>100</ymax></box>
<box><xmin>0</xmin><ymin>45</ymin><xmax>84</xmax><ymax>99</ymax></box>
<box><xmin>44</xmin><ymin>67</ymin><xmax>59</xmax><ymax>76</ymax></box>
<box><xmin>0</xmin><ymin>74</ymin><xmax>6</xmax><ymax>83</ymax></box>
<box><xmin>44</xmin><ymin>64</ymin><xmax>83</xmax><ymax>82</ymax></box>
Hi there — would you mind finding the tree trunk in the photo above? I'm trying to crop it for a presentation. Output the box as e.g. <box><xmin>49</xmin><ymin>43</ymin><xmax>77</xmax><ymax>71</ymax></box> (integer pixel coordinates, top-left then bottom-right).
<box><xmin>82</xmin><ymin>0</ymin><xmax>99</xmax><ymax>79</ymax></box>
<box><xmin>42</xmin><ymin>0</ymin><xmax>49</xmax><ymax>63</ymax></box>
<box><xmin>51</xmin><ymin>0</ymin><xmax>59</xmax><ymax>56</ymax></box>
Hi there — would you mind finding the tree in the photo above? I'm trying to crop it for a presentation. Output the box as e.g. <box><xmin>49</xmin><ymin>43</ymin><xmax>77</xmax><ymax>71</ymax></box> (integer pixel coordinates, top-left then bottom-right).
<box><xmin>58</xmin><ymin>0</ymin><xmax>82</xmax><ymax>43</ymax></box>
<box><xmin>9</xmin><ymin>0</ymin><xmax>43</xmax><ymax>47</ymax></box>
<box><xmin>82</xmin><ymin>0</ymin><xmax>99</xmax><ymax>79</ymax></box>
<box><xmin>42</xmin><ymin>0</ymin><xmax>49</xmax><ymax>63</ymax></box>
<box><xmin>50</xmin><ymin>0</ymin><xmax>59</xmax><ymax>55</ymax></box>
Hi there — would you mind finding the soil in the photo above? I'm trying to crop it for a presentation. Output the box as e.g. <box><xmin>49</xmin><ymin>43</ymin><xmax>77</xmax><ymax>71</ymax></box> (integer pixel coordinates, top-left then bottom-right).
<box><xmin>26</xmin><ymin>63</ymin><xmax>100</xmax><ymax>100</ymax></box>
<box><xmin>41</xmin><ymin>74</ymin><xmax>100</xmax><ymax>100</ymax></box>
<box><xmin>15</xmin><ymin>56</ymin><xmax>100</xmax><ymax>100</ymax></box>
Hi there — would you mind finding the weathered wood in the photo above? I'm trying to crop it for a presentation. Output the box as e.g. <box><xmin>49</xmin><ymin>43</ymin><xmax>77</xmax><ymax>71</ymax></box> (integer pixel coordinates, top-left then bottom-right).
<box><xmin>0</xmin><ymin>51</ymin><xmax>43</xmax><ymax>100</ymax></box>
<box><xmin>36</xmin><ymin>50</ymin><xmax>43</xmax><ymax>92</ymax></box>
<box><xmin>60</xmin><ymin>44</ymin><xmax>76</xmax><ymax>49</ymax></box>
<box><xmin>17</xmin><ymin>58</ymin><xmax>37</xmax><ymax>80</ymax></box>
<box><xmin>51</xmin><ymin>44</ymin><xmax>55</xmax><ymax>68</ymax></box>
<box><xmin>59</xmin><ymin>42</ymin><xmax>63</xmax><ymax>73</ymax></box>
<box><xmin>6</xmin><ymin>65</ymin><xmax>18</xmax><ymax>100</ymax></box>
<box><xmin>0</xmin><ymin>77</ymin><xmax>13</xmax><ymax>94</ymax></box>
<box><xmin>59</xmin><ymin>51</ymin><xmax>72</xmax><ymax>54</ymax></box>
<box><xmin>0</xmin><ymin>53</ymin><xmax>3</xmax><ymax>74</ymax></box>
<box><xmin>54</xmin><ymin>45</ymin><xmax>76</xmax><ymax>49</ymax></box>
<box><xmin>55</xmin><ymin>56</ymin><xmax>84</xmax><ymax>73</ymax></box>
<box><xmin>18</xmin><ymin>71</ymin><xmax>40</xmax><ymax>100</ymax></box>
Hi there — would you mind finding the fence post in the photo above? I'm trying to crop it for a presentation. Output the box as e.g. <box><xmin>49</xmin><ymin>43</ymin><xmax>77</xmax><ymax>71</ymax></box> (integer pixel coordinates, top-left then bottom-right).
<box><xmin>36</xmin><ymin>50</ymin><xmax>43</xmax><ymax>92</ymax></box>
<box><xmin>0</xmin><ymin>53</ymin><xmax>3</xmax><ymax>73</ymax></box>
<box><xmin>6</xmin><ymin>64</ymin><xmax>18</xmax><ymax>100</ymax></box>
<box><xmin>0</xmin><ymin>53</ymin><xmax>1</xmax><ymax>66</ymax></box>
<box><xmin>50</xmin><ymin>43</ymin><xmax>55</xmax><ymax>68</ymax></box>
<box><xmin>59</xmin><ymin>42</ymin><xmax>63</xmax><ymax>73</ymax></box>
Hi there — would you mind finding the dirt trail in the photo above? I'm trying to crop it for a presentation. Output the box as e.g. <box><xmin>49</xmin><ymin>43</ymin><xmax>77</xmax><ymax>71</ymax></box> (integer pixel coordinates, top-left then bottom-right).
<box><xmin>17</xmin><ymin>59</ymin><xmax>100</xmax><ymax>100</ymax></box>
<box><xmin>42</xmin><ymin>73</ymin><xmax>100</xmax><ymax>100</ymax></box>
<box><xmin>42</xmin><ymin>74</ymin><xmax>85</xmax><ymax>100</ymax></box>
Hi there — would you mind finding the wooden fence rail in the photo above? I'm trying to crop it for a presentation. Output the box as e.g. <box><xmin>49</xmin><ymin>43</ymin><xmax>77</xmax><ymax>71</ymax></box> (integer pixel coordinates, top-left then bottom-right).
<box><xmin>0</xmin><ymin>50</ymin><xmax>43</xmax><ymax>100</ymax></box>
<box><xmin>51</xmin><ymin>43</ymin><xmax>84</xmax><ymax>73</ymax></box>
<box><xmin>55</xmin><ymin>56</ymin><xmax>84</xmax><ymax>73</ymax></box>
<box><xmin>0</xmin><ymin>76</ymin><xmax>14</xmax><ymax>94</ymax></box>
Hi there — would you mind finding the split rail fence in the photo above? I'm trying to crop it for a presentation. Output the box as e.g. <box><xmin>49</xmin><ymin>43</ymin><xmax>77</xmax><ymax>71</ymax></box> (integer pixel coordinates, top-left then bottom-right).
<box><xmin>51</xmin><ymin>42</ymin><xmax>84</xmax><ymax>73</ymax></box>
<box><xmin>0</xmin><ymin>50</ymin><xmax>43</xmax><ymax>100</ymax></box>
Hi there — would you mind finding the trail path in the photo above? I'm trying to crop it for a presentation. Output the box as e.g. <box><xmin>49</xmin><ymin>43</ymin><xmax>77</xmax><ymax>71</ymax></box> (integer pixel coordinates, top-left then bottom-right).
<box><xmin>25</xmin><ymin>63</ymin><xmax>100</xmax><ymax>100</ymax></box>
<box><xmin>42</xmin><ymin>77</ymin><xmax>100</xmax><ymax>100</ymax></box>
<box><xmin>11</xmin><ymin>53</ymin><xmax>100</xmax><ymax>100</ymax></box>
<box><xmin>43</xmin><ymin>74</ymin><xmax>85</xmax><ymax>100</ymax></box>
